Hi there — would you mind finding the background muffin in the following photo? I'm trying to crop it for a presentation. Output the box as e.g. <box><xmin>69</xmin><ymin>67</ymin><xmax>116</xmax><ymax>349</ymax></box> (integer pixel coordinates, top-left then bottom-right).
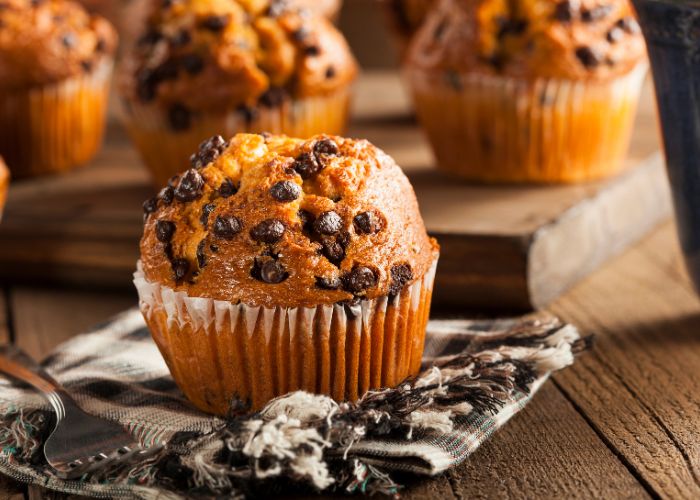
<box><xmin>0</xmin><ymin>157</ymin><xmax>9</xmax><ymax>219</ymax></box>
<box><xmin>119</xmin><ymin>0</ymin><xmax>358</xmax><ymax>186</ymax></box>
<box><xmin>0</xmin><ymin>0</ymin><xmax>117</xmax><ymax>178</ymax></box>
<box><xmin>404</xmin><ymin>0</ymin><xmax>647</xmax><ymax>183</ymax></box>
<box><xmin>135</xmin><ymin>132</ymin><xmax>439</xmax><ymax>414</ymax></box>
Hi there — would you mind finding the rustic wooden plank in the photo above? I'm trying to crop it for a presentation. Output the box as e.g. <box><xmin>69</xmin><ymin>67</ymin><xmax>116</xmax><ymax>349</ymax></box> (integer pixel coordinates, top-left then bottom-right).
<box><xmin>0</xmin><ymin>74</ymin><xmax>669</xmax><ymax>311</ymax></box>
<box><xmin>448</xmin><ymin>382</ymin><xmax>648</xmax><ymax>499</ymax></box>
<box><xmin>550</xmin><ymin>221</ymin><xmax>700</xmax><ymax>499</ymax></box>
<box><xmin>10</xmin><ymin>287</ymin><xmax>135</xmax><ymax>360</ymax></box>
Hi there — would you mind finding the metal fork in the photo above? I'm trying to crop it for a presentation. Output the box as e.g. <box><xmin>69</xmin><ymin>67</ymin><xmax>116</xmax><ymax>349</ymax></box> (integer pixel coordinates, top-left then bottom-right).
<box><xmin>0</xmin><ymin>345</ymin><xmax>162</xmax><ymax>479</ymax></box>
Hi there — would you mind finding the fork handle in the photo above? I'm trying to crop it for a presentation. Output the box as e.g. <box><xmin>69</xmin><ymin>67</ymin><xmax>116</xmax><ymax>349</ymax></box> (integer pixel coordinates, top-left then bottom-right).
<box><xmin>0</xmin><ymin>345</ymin><xmax>64</xmax><ymax>395</ymax></box>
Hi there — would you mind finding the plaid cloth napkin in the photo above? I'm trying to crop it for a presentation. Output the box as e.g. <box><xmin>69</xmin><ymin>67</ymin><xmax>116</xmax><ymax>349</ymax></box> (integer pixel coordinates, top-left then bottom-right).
<box><xmin>0</xmin><ymin>308</ymin><xmax>587</xmax><ymax>499</ymax></box>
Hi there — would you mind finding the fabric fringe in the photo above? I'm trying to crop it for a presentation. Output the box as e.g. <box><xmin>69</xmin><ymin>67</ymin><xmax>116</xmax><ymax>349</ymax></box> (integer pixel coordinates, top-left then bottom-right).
<box><xmin>0</xmin><ymin>314</ymin><xmax>588</xmax><ymax>499</ymax></box>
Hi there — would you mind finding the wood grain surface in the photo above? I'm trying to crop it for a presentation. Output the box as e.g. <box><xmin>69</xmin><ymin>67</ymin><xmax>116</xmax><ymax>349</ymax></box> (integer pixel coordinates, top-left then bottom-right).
<box><xmin>2</xmin><ymin>221</ymin><xmax>699</xmax><ymax>499</ymax></box>
<box><xmin>0</xmin><ymin>73</ymin><xmax>670</xmax><ymax>311</ymax></box>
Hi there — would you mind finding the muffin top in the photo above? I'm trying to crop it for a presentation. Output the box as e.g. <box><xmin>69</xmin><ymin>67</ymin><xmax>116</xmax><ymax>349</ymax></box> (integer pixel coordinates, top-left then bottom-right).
<box><xmin>0</xmin><ymin>0</ymin><xmax>117</xmax><ymax>88</ymax></box>
<box><xmin>290</xmin><ymin>0</ymin><xmax>341</xmax><ymax>20</ymax></box>
<box><xmin>140</xmin><ymin>133</ymin><xmax>439</xmax><ymax>308</ymax></box>
<box><xmin>406</xmin><ymin>0</ymin><xmax>646</xmax><ymax>80</ymax></box>
<box><xmin>119</xmin><ymin>0</ymin><xmax>357</xmax><ymax>114</ymax></box>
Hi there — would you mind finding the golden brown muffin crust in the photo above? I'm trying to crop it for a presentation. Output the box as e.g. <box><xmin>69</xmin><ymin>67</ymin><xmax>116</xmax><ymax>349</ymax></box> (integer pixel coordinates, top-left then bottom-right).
<box><xmin>0</xmin><ymin>0</ymin><xmax>117</xmax><ymax>88</ymax></box>
<box><xmin>407</xmin><ymin>0</ymin><xmax>646</xmax><ymax>81</ymax></box>
<box><xmin>140</xmin><ymin>133</ymin><xmax>438</xmax><ymax>308</ymax></box>
<box><xmin>119</xmin><ymin>0</ymin><xmax>357</xmax><ymax>115</ymax></box>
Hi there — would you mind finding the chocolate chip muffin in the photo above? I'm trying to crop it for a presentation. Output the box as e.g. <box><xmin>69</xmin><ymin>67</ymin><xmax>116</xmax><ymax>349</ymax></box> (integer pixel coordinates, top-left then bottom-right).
<box><xmin>0</xmin><ymin>157</ymin><xmax>9</xmax><ymax>219</ymax></box>
<box><xmin>404</xmin><ymin>0</ymin><xmax>647</xmax><ymax>183</ymax></box>
<box><xmin>119</xmin><ymin>0</ymin><xmax>358</xmax><ymax>186</ymax></box>
<box><xmin>0</xmin><ymin>0</ymin><xmax>117</xmax><ymax>178</ymax></box>
<box><xmin>134</xmin><ymin>132</ymin><xmax>439</xmax><ymax>415</ymax></box>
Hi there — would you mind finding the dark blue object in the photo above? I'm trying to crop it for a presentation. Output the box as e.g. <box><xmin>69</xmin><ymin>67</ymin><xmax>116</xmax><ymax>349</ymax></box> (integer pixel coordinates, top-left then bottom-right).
<box><xmin>634</xmin><ymin>0</ymin><xmax>700</xmax><ymax>291</ymax></box>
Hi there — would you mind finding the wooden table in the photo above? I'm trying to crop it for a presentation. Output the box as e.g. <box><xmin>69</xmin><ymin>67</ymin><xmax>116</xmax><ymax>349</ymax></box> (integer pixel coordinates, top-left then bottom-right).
<box><xmin>1</xmin><ymin>218</ymin><xmax>699</xmax><ymax>499</ymax></box>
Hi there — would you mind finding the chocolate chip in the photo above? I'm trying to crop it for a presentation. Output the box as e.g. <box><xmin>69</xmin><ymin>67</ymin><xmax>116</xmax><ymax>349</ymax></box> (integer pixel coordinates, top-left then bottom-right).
<box><xmin>325</xmin><ymin>66</ymin><xmax>336</xmax><ymax>79</ymax></box>
<box><xmin>313</xmin><ymin>138</ymin><xmax>339</xmax><ymax>157</ymax></box>
<box><xmin>292</xmin><ymin>27</ymin><xmax>308</xmax><ymax>41</ymax></box>
<box><xmin>581</xmin><ymin>4</ymin><xmax>613</xmax><ymax>22</ymax></box>
<box><xmin>316</xmin><ymin>276</ymin><xmax>341</xmax><ymax>290</ymax></box>
<box><xmin>270</xmin><ymin>180</ymin><xmax>301</xmax><ymax>202</ymax></box>
<box><xmin>617</xmin><ymin>16</ymin><xmax>640</xmax><ymax>34</ymax></box>
<box><xmin>292</xmin><ymin>152</ymin><xmax>322</xmax><ymax>179</ymax></box>
<box><xmin>138</xmin><ymin>30</ymin><xmax>163</xmax><ymax>47</ymax></box>
<box><xmin>607</xmin><ymin>26</ymin><xmax>624</xmax><ymax>43</ymax></box>
<box><xmin>174</xmin><ymin>169</ymin><xmax>204</xmax><ymax>202</ymax></box>
<box><xmin>259</xmin><ymin>260</ymin><xmax>288</xmax><ymax>284</ymax></box>
<box><xmin>298</xmin><ymin>209</ymin><xmax>315</xmax><ymax>233</ymax></box>
<box><xmin>553</xmin><ymin>1</ymin><xmax>575</xmax><ymax>21</ymax></box>
<box><xmin>80</xmin><ymin>60</ymin><xmax>93</xmax><ymax>73</ymax></box>
<box><xmin>136</xmin><ymin>71</ymin><xmax>157</xmax><ymax>102</ymax></box>
<box><xmin>321</xmin><ymin>237</ymin><xmax>346</xmax><ymax>265</ymax></box>
<box><xmin>190</xmin><ymin>135</ymin><xmax>227</xmax><ymax>168</ymax></box>
<box><xmin>259</xmin><ymin>87</ymin><xmax>287</xmax><ymax>108</ymax></box>
<box><xmin>237</xmin><ymin>105</ymin><xmax>258</xmax><ymax>124</ymax></box>
<box><xmin>171</xmin><ymin>258</ymin><xmax>189</xmax><ymax>282</ymax></box>
<box><xmin>168</xmin><ymin>104</ymin><xmax>191</xmax><ymax>131</ymax></box>
<box><xmin>575</xmin><ymin>46</ymin><xmax>602</xmax><ymax>68</ymax></box>
<box><xmin>200</xmin><ymin>203</ymin><xmax>216</xmax><ymax>228</ymax></box>
<box><xmin>434</xmin><ymin>19</ymin><xmax>448</xmax><ymax>40</ymax></box>
<box><xmin>201</xmin><ymin>15</ymin><xmax>229</xmax><ymax>32</ymax></box>
<box><xmin>143</xmin><ymin>198</ymin><xmax>158</xmax><ymax>216</ymax></box>
<box><xmin>445</xmin><ymin>69</ymin><xmax>464</xmax><ymax>90</ymax></box>
<box><xmin>156</xmin><ymin>220</ymin><xmax>176</xmax><ymax>242</ymax></box>
<box><xmin>389</xmin><ymin>263</ymin><xmax>413</xmax><ymax>296</ymax></box>
<box><xmin>353</xmin><ymin>212</ymin><xmax>382</xmax><ymax>234</ymax></box>
<box><xmin>181</xmin><ymin>53</ymin><xmax>203</xmax><ymax>75</ymax></box>
<box><xmin>341</xmin><ymin>266</ymin><xmax>377</xmax><ymax>294</ymax></box>
<box><xmin>313</xmin><ymin>211</ymin><xmax>342</xmax><ymax>235</ymax></box>
<box><xmin>159</xmin><ymin>186</ymin><xmax>174</xmax><ymax>204</ymax></box>
<box><xmin>304</xmin><ymin>45</ymin><xmax>320</xmax><ymax>56</ymax></box>
<box><xmin>95</xmin><ymin>37</ymin><xmax>106</xmax><ymax>52</ymax></box>
<box><xmin>196</xmin><ymin>239</ymin><xmax>207</xmax><ymax>268</ymax></box>
<box><xmin>61</xmin><ymin>32</ymin><xmax>76</xmax><ymax>48</ymax></box>
<box><xmin>171</xmin><ymin>29</ymin><xmax>191</xmax><ymax>47</ymax></box>
<box><xmin>210</xmin><ymin>243</ymin><xmax>219</xmax><ymax>252</ymax></box>
<box><xmin>497</xmin><ymin>18</ymin><xmax>528</xmax><ymax>39</ymax></box>
<box><xmin>213</xmin><ymin>215</ymin><xmax>242</xmax><ymax>239</ymax></box>
<box><xmin>218</xmin><ymin>178</ymin><xmax>238</xmax><ymax>198</ymax></box>
<box><xmin>250</xmin><ymin>219</ymin><xmax>285</xmax><ymax>243</ymax></box>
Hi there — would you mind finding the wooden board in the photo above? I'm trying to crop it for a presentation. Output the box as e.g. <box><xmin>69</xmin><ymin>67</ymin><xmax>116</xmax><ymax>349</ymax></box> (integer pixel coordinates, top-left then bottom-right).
<box><xmin>0</xmin><ymin>72</ymin><xmax>670</xmax><ymax>310</ymax></box>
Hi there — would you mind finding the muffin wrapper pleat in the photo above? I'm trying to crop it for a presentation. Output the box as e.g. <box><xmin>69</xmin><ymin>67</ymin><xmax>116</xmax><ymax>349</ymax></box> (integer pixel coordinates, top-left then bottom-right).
<box><xmin>405</xmin><ymin>63</ymin><xmax>648</xmax><ymax>183</ymax></box>
<box><xmin>133</xmin><ymin>255</ymin><xmax>438</xmax><ymax>415</ymax></box>
<box><xmin>0</xmin><ymin>60</ymin><xmax>113</xmax><ymax>178</ymax></box>
<box><xmin>121</xmin><ymin>87</ymin><xmax>352</xmax><ymax>187</ymax></box>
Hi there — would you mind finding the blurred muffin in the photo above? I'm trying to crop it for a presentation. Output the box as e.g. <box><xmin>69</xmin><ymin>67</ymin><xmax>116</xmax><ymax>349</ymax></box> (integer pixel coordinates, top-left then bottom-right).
<box><xmin>0</xmin><ymin>157</ymin><xmax>8</xmax><ymax>219</ymax></box>
<box><xmin>404</xmin><ymin>0</ymin><xmax>647</xmax><ymax>183</ymax></box>
<box><xmin>119</xmin><ymin>0</ymin><xmax>358</xmax><ymax>186</ymax></box>
<box><xmin>0</xmin><ymin>0</ymin><xmax>117</xmax><ymax>178</ymax></box>
<box><xmin>383</xmin><ymin>0</ymin><xmax>437</xmax><ymax>54</ymax></box>
<box><xmin>134</xmin><ymin>132</ymin><xmax>439</xmax><ymax>414</ymax></box>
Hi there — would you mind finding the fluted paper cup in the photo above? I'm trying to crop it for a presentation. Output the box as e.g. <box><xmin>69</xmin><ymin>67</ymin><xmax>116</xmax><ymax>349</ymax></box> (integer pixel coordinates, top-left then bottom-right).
<box><xmin>405</xmin><ymin>62</ymin><xmax>648</xmax><ymax>183</ymax></box>
<box><xmin>0</xmin><ymin>60</ymin><xmax>113</xmax><ymax>178</ymax></box>
<box><xmin>121</xmin><ymin>87</ymin><xmax>352</xmax><ymax>187</ymax></box>
<box><xmin>134</xmin><ymin>254</ymin><xmax>438</xmax><ymax>415</ymax></box>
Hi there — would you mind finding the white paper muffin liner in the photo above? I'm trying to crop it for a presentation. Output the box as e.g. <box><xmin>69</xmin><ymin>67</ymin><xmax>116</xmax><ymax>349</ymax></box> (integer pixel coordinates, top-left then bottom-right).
<box><xmin>121</xmin><ymin>87</ymin><xmax>352</xmax><ymax>186</ymax></box>
<box><xmin>134</xmin><ymin>254</ymin><xmax>439</xmax><ymax>415</ymax></box>
<box><xmin>405</xmin><ymin>62</ymin><xmax>648</xmax><ymax>183</ymax></box>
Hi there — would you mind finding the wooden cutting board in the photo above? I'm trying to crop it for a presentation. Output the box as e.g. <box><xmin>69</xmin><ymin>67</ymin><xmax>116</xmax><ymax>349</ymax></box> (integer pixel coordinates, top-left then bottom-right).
<box><xmin>0</xmin><ymin>72</ymin><xmax>670</xmax><ymax>311</ymax></box>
